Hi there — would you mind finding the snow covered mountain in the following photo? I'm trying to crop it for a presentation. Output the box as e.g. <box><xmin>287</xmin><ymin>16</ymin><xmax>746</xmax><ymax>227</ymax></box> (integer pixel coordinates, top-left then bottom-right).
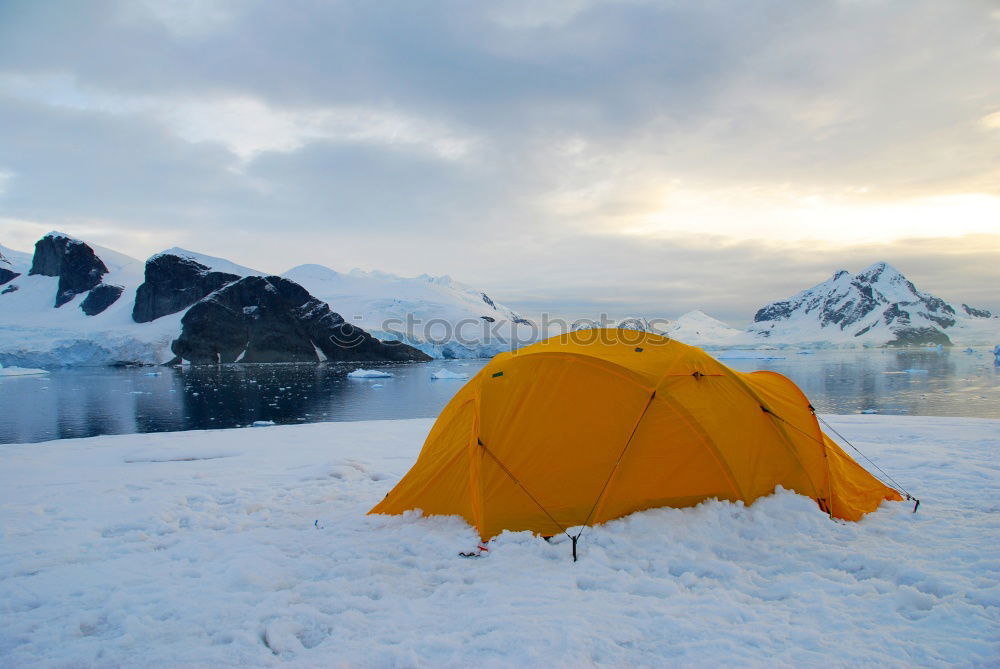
<box><xmin>6</xmin><ymin>235</ymin><xmax>995</xmax><ymax>365</ymax></box>
<box><xmin>283</xmin><ymin>264</ymin><xmax>534</xmax><ymax>358</ymax></box>
<box><xmin>747</xmin><ymin>262</ymin><xmax>997</xmax><ymax>347</ymax></box>
<box><xmin>0</xmin><ymin>234</ymin><xmax>179</xmax><ymax>367</ymax></box>
<box><xmin>570</xmin><ymin>316</ymin><xmax>667</xmax><ymax>334</ymax></box>
<box><xmin>2</xmin><ymin>233</ymin><xmax>531</xmax><ymax>365</ymax></box>
<box><xmin>664</xmin><ymin>310</ymin><xmax>743</xmax><ymax>347</ymax></box>
<box><xmin>0</xmin><ymin>234</ymin><xmax>428</xmax><ymax>366</ymax></box>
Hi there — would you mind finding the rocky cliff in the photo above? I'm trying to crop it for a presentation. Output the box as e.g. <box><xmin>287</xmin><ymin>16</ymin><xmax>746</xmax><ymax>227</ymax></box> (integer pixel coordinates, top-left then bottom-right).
<box><xmin>132</xmin><ymin>252</ymin><xmax>242</xmax><ymax>323</ymax></box>
<box><xmin>29</xmin><ymin>233</ymin><xmax>113</xmax><ymax>308</ymax></box>
<box><xmin>21</xmin><ymin>233</ymin><xmax>125</xmax><ymax>315</ymax></box>
<box><xmin>170</xmin><ymin>275</ymin><xmax>431</xmax><ymax>364</ymax></box>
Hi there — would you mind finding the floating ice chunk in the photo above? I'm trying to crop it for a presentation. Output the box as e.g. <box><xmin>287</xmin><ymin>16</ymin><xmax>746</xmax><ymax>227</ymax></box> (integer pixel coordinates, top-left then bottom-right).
<box><xmin>252</xmin><ymin>420</ymin><xmax>275</xmax><ymax>427</ymax></box>
<box><xmin>0</xmin><ymin>365</ymin><xmax>49</xmax><ymax>377</ymax></box>
<box><xmin>860</xmin><ymin>409</ymin><xmax>878</xmax><ymax>414</ymax></box>
<box><xmin>904</xmin><ymin>369</ymin><xmax>929</xmax><ymax>374</ymax></box>
<box><xmin>347</xmin><ymin>368</ymin><xmax>393</xmax><ymax>378</ymax></box>
<box><xmin>431</xmin><ymin>369</ymin><xmax>470</xmax><ymax>380</ymax></box>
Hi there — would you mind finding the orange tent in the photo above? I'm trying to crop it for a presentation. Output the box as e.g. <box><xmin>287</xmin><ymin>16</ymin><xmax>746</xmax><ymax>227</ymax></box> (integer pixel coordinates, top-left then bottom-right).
<box><xmin>370</xmin><ymin>330</ymin><xmax>902</xmax><ymax>541</ymax></box>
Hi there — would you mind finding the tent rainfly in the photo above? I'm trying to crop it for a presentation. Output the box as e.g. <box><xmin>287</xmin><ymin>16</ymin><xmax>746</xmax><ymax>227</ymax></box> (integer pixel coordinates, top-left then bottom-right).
<box><xmin>370</xmin><ymin>331</ymin><xmax>903</xmax><ymax>545</ymax></box>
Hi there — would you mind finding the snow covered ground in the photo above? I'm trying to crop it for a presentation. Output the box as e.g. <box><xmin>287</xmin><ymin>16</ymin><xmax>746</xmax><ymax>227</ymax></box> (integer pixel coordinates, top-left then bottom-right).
<box><xmin>1</xmin><ymin>416</ymin><xmax>997</xmax><ymax>667</ymax></box>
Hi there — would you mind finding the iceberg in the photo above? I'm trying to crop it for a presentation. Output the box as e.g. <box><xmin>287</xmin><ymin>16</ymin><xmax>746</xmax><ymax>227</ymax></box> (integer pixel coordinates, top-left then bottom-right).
<box><xmin>431</xmin><ymin>369</ymin><xmax>470</xmax><ymax>380</ymax></box>
<box><xmin>347</xmin><ymin>368</ymin><xmax>394</xmax><ymax>378</ymax></box>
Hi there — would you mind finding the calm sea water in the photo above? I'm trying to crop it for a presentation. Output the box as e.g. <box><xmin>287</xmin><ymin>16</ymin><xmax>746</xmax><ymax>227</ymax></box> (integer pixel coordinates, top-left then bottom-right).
<box><xmin>1</xmin><ymin>348</ymin><xmax>997</xmax><ymax>444</ymax></box>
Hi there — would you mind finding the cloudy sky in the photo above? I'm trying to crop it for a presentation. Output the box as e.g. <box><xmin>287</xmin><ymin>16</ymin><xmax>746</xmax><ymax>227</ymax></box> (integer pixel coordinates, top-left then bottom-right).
<box><xmin>1</xmin><ymin>0</ymin><xmax>997</xmax><ymax>323</ymax></box>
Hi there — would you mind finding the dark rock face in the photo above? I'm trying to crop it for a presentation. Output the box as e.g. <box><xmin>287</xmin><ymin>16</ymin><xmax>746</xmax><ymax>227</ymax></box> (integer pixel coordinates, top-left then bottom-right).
<box><xmin>0</xmin><ymin>250</ymin><xmax>19</xmax><ymax>286</ymax></box>
<box><xmin>886</xmin><ymin>327</ymin><xmax>952</xmax><ymax>347</ymax></box>
<box><xmin>171</xmin><ymin>275</ymin><xmax>431</xmax><ymax>365</ymax></box>
<box><xmin>80</xmin><ymin>284</ymin><xmax>125</xmax><ymax>316</ymax></box>
<box><xmin>29</xmin><ymin>234</ymin><xmax>109</xmax><ymax>307</ymax></box>
<box><xmin>1</xmin><ymin>284</ymin><xmax>18</xmax><ymax>295</ymax></box>
<box><xmin>133</xmin><ymin>253</ymin><xmax>241</xmax><ymax>323</ymax></box>
<box><xmin>753</xmin><ymin>301</ymin><xmax>793</xmax><ymax>323</ymax></box>
<box><xmin>962</xmin><ymin>304</ymin><xmax>992</xmax><ymax>318</ymax></box>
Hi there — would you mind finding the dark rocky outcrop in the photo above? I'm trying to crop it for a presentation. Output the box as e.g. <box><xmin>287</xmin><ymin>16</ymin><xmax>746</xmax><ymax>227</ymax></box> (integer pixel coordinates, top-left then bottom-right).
<box><xmin>29</xmin><ymin>233</ymin><xmax>109</xmax><ymax>307</ymax></box>
<box><xmin>0</xmin><ymin>250</ymin><xmax>19</xmax><ymax>286</ymax></box>
<box><xmin>171</xmin><ymin>275</ymin><xmax>431</xmax><ymax>365</ymax></box>
<box><xmin>1</xmin><ymin>284</ymin><xmax>18</xmax><ymax>295</ymax></box>
<box><xmin>133</xmin><ymin>253</ymin><xmax>241</xmax><ymax>323</ymax></box>
<box><xmin>886</xmin><ymin>327</ymin><xmax>952</xmax><ymax>347</ymax></box>
<box><xmin>962</xmin><ymin>304</ymin><xmax>992</xmax><ymax>319</ymax></box>
<box><xmin>80</xmin><ymin>284</ymin><xmax>125</xmax><ymax>316</ymax></box>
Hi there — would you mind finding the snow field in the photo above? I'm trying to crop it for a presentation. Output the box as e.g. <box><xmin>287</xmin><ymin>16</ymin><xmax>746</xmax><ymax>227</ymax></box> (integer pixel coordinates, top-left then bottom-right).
<box><xmin>1</xmin><ymin>416</ymin><xmax>997</xmax><ymax>667</ymax></box>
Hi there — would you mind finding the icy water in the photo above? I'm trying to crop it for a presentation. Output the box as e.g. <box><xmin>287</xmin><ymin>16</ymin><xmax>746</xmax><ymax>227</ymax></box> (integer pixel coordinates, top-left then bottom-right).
<box><xmin>1</xmin><ymin>348</ymin><xmax>997</xmax><ymax>444</ymax></box>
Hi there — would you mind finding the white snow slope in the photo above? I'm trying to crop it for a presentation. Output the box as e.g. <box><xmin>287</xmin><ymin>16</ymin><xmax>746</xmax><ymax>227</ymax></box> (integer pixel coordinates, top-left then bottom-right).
<box><xmin>664</xmin><ymin>310</ymin><xmax>744</xmax><ymax>347</ymax></box>
<box><xmin>1</xmin><ymin>416</ymin><xmax>996</xmax><ymax>667</ymax></box>
<box><xmin>284</xmin><ymin>264</ymin><xmax>535</xmax><ymax>358</ymax></box>
<box><xmin>153</xmin><ymin>247</ymin><xmax>264</xmax><ymax>278</ymax></box>
<box><xmin>0</xmin><ymin>242</ymin><xmax>32</xmax><ymax>274</ymax></box>
<box><xmin>0</xmin><ymin>237</ymin><xmax>185</xmax><ymax>367</ymax></box>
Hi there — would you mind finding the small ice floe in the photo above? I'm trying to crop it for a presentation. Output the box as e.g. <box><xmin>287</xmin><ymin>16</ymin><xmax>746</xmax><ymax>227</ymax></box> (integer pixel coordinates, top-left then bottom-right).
<box><xmin>963</xmin><ymin>347</ymin><xmax>975</xmax><ymax>354</ymax></box>
<box><xmin>347</xmin><ymin>368</ymin><xmax>393</xmax><ymax>379</ymax></box>
<box><xmin>904</xmin><ymin>368</ymin><xmax>929</xmax><ymax>374</ymax></box>
<box><xmin>0</xmin><ymin>364</ymin><xmax>49</xmax><ymax>377</ymax></box>
<box><xmin>431</xmin><ymin>369</ymin><xmax>470</xmax><ymax>380</ymax></box>
<box><xmin>144</xmin><ymin>371</ymin><xmax>161</xmax><ymax>377</ymax></box>
<box><xmin>860</xmin><ymin>408</ymin><xmax>878</xmax><ymax>414</ymax></box>
<box><xmin>252</xmin><ymin>420</ymin><xmax>276</xmax><ymax>427</ymax></box>
<box><xmin>371</xmin><ymin>383</ymin><xmax>384</xmax><ymax>388</ymax></box>
<box><xmin>796</xmin><ymin>350</ymin><xmax>815</xmax><ymax>355</ymax></box>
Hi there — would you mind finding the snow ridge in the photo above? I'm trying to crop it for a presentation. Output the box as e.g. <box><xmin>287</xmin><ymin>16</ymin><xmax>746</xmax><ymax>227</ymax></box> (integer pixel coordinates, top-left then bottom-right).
<box><xmin>152</xmin><ymin>247</ymin><xmax>264</xmax><ymax>278</ymax></box>
<box><xmin>283</xmin><ymin>263</ymin><xmax>532</xmax><ymax>359</ymax></box>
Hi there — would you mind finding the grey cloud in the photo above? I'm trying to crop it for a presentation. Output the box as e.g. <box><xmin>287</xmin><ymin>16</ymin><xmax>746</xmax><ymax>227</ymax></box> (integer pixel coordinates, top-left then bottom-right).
<box><xmin>0</xmin><ymin>0</ymin><xmax>997</xmax><ymax>321</ymax></box>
